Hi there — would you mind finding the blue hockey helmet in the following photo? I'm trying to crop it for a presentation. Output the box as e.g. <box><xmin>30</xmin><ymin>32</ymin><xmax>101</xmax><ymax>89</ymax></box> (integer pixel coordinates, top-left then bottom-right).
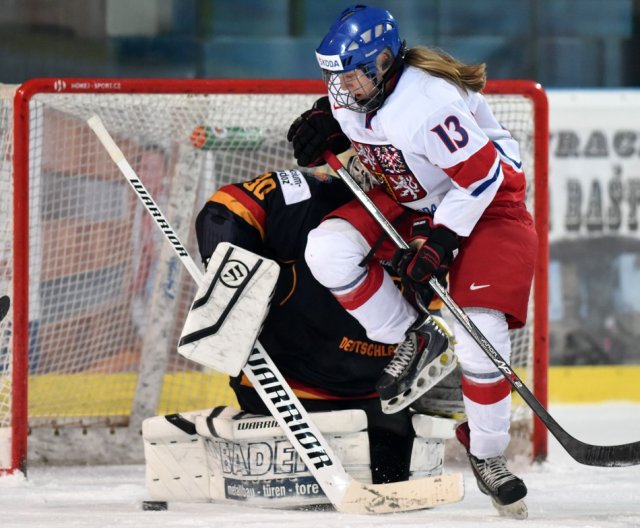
<box><xmin>315</xmin><ymin>4</ymin><xmax>404</xmax><ymax>112</ymax></box>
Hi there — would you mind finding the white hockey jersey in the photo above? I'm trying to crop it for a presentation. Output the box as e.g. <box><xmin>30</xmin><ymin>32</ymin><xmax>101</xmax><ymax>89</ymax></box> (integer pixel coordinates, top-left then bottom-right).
<box><xmin>331</xmin><ymin>66</ymin><xmax>526</xmax><ymax>237</ymax></box>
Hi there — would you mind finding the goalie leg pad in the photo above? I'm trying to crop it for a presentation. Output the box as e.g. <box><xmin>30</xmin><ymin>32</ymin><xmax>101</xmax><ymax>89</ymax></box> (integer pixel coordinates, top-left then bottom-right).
<box><xmin>196</xmin><ymin>406</ymin><xmax>371</xmax><ymax>508</ymax></box>
<box><xmin>142</xmin><ymin>410</ymin><xmax>214</xmax><ymax>502</ymax></box>
<box><xmin>178</xmin><ymin>242</ymin><xmax>279</xmax><ymax>375</ymax></box>
<box><xmin>409</xmin><ymin>413</ymin><xmax>457</xmax><ymax>480</ymax></box>
<box><xmin>143</xmin><ymin>407</ymin><xmax>459</xmax><ymax>508</ymax></box>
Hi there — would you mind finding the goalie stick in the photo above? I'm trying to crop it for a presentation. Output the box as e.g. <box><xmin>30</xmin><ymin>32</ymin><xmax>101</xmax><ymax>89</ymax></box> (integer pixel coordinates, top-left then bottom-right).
<box><xmin>323</xmin><ymin>150</ymin><xmax>640</xmax><ymax>468</ymax></box>
<box><xmin>87</xmin><ymin>114</ymin><xmax>464</xmax><ymax>514</ymax></box>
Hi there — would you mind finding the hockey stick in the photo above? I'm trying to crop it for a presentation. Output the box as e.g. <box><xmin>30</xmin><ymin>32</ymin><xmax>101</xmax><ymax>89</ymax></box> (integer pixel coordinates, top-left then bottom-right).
<box><xmin>324</xmin><ymin>150</ymin><xmax>640</xmax><ymax>468</ymax></box>
<box><xmin>86</xmin><ymin>115</ymin><xmax>464</xmax><ymax>513</ymax></box>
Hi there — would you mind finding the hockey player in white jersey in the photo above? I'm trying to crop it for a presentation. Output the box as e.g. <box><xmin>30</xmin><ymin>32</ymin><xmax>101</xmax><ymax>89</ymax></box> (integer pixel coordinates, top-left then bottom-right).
<box><xmin>287</xmin><ymin>4</ymin><xmax>536</xmax><ymax>518</ymax></box>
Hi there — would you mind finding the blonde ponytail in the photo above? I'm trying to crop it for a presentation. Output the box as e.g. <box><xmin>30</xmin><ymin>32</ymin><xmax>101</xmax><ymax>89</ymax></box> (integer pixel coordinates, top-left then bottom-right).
<box><xmin>404</xmin><ymin>46</ymin><xmax>486</xmax><ymax>92</ymax></box>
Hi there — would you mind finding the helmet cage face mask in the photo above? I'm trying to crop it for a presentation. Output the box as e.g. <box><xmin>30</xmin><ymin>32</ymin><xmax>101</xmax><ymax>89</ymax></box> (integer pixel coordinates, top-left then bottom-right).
<box><xmin>316</xmin><ymin>5</ymin><xmax>402</xmax><ymax>113</ymax></box>
<box><xmin>321</xmin><ymin>61</ymin><xmax>386</xmax><ymax>114</ymax></box>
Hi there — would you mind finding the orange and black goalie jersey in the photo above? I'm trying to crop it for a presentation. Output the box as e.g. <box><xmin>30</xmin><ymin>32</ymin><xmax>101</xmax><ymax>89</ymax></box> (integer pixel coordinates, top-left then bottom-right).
<box><xmin>195</xmin><ymin>170</ymin><xmax>397</xmax><ymax>399</ymax></box>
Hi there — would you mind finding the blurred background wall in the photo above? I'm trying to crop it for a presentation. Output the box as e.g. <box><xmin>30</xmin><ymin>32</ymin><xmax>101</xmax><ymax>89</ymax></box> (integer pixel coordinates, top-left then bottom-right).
<box><xmin>2</xmin><ymin>0</ymin><xmax>640</xmax><ymax>375</ymax></box>
<box><xmin>0</xmin><ymin>0</ymin><xmax>638</xmax><ymax>87</ymax></box>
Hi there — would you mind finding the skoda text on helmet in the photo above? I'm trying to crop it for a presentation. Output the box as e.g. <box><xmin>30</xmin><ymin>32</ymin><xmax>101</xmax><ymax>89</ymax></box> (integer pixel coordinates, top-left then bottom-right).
<box><xmin>315</xmin><ymin>4</ymin><xmax>404</xmax><ymax>113</ymax></box>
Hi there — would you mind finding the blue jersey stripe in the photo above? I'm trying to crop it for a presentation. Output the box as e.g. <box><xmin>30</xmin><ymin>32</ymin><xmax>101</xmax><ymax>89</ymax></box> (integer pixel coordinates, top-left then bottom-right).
<box><xmin>492</xmin><ymin>141</ymin><xmax>522</xmax><ymax>170</ymax></box>
<box><xmin>471</xmin><ymin>164</ymin><xmax>501</xmax><ymax>197</ymax></box>
<box><xmin>330</xmin><ymin>268</ymin><xmax>368</xmax><ymax>292</ymax></box>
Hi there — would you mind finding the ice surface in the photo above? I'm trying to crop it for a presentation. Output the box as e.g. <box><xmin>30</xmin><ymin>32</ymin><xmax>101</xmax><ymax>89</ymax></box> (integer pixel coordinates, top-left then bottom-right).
<box><xmin>1</xmin><ymin>403</ymin><xmax>639</xmax><ymax>528</ymax></box>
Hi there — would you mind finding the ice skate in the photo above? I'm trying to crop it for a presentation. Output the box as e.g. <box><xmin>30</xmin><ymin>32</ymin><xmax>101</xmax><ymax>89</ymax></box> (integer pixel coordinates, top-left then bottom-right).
<box><xmin>376</xmin><ymin>314</ymin><xmax>456</xmax><ymax>414</ymax></box>
<box><xmin>456</xmin><ymin>422</ymin><xmax>528</xmax><ymax>520</ymax></box>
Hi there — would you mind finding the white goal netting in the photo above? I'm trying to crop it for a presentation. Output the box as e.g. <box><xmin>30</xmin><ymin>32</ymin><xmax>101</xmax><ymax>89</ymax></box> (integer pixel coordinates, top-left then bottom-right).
<box><xmin>0</xmin><ymin>80</ymin><xmax>545</xmax><ymax>470</ymax></box>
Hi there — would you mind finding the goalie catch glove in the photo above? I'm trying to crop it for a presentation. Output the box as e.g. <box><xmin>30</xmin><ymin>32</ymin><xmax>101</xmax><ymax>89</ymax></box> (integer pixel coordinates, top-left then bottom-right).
<box><xmin>392</xmin><ymin>216</ymin><xmax>459</xmax><ymax>285</ymax></box>
<box><xmin>287</xmin><ymin>96</ymin><xmax>351</xmax><ymax>167</ymax></box>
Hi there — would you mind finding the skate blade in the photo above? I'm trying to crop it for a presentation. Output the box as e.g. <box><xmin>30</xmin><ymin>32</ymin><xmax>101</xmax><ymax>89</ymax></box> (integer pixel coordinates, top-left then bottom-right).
<box><xmin>492</xmin><ymin>498</ymin><xmax>528</xmax><ymax>520</ymax></box>
<box><xmin>381</xmin><ymin>352</ymin><xmax>457</xmax><ymax>414</ymax></box>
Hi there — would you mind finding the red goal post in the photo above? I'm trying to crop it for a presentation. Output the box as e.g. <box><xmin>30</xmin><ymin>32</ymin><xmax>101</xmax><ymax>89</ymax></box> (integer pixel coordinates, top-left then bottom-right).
<box><xmin>0</xmin><ymin>78</ymin><xmax>548</xmax><ymax>475</ymax></box>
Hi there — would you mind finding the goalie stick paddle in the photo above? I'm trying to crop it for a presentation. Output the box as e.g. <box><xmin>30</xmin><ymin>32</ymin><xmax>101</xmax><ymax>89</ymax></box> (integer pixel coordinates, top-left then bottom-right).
<box><xmin>0</xmin><ymin>295</ymin><xmax>9</xmax><ymax>322</ymax></box>
<box><xmin>87</xmin><ymin>114</ymin><xmax>464</xmax><ymax>513</ymax></box>
<box><xmin>324</xmin><ymin>150</ymin><xmax>640</xmax><ymax>468</ymax></box>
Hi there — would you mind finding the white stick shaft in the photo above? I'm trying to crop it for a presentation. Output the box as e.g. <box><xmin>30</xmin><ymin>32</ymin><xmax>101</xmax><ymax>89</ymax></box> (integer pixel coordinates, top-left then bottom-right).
<box><xmin>87</xmin><ymin>115</ymin><xmax>204</xmax><ymax>288</ymax></box>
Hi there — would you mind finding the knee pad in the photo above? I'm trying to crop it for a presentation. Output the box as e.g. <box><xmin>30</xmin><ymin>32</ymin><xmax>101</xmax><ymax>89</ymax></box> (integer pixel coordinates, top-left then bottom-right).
<box><xmin>453</xmin><ymin>308</ymin><xmax>511</xmax><ymax>379</ymax></box>
<box><xmin>305</xmin><ymin>218</ymin><xmax>370</xmax><ymax>289</ymax></box>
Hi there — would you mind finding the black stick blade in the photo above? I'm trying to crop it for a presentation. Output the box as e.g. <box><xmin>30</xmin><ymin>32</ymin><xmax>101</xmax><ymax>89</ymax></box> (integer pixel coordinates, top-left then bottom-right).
<box><xmin>563</xmin><ymin>435</ymin><xmax>640</xmax><ymax>467</ymax></box>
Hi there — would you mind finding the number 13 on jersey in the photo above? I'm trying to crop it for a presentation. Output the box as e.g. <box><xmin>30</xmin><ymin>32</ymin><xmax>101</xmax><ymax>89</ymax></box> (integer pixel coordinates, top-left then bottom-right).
<box><xmin>431</xmin><ymin>116</ymin><xmax>469</xmax><ymax>153</ymax></box>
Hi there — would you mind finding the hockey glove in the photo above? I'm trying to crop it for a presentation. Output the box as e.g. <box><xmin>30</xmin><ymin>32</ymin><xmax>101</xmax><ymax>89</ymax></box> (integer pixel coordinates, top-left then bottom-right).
<box><xmin>286</xmin><ymin>96</ymin><xmax>351</xmax><ymax>167</ymax></box>
<box><xmin>392</xmin><ymin>216</ymin><xmax>460</xmax><ymax>284</ymax></box>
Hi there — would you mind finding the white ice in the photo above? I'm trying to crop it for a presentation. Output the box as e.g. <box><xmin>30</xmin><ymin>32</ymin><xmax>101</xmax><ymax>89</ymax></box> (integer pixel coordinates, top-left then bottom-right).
<box><xmin>1</xmin><ymin>403</ymin><xmax>639</xmax><ymax>528</ymax></box>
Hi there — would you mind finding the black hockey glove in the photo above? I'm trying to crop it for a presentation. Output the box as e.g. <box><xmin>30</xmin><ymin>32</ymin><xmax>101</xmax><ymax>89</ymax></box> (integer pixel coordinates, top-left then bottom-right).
<box><xmin>286</xmin><ymin>96</ymin><xmax>351</xmax><ymax>167</ymax></box>
<box><xmin>392</xmin><ymin>216</ymin><xmax>460</xmax><ymax>285</ymax></box>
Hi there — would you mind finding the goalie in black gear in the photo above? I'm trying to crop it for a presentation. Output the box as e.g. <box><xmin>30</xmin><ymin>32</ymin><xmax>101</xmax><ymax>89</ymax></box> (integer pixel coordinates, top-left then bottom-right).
<box><xmin>195</xmin><ymin>164</ymin><xmax>462</xmax><ymax>485</ymax></box>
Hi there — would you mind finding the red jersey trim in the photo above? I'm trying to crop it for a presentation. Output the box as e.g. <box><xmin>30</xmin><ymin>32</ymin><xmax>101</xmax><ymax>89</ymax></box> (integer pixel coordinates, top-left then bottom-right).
<box><xmin>443</xmin><ymin>141</ymin><xmax>498</xmax><ymax>190</ymax></box>
<box><xmin>210</xmin><ymin>185</ymin><xmax>266</xmax><ymax>239</ymax></box>
<box><xmin>493</xmin><ymin>161</ymin><xmax>527</xmax><ymax>203</ymax></box>
<box><xmin>335</xmin><ymin>261</ymin><xmax>384</xmax><ymax>310</ymax></box>
<box><xmin>461</xmin><ymin>374</ymin><xmax>511</xmax><ymax>405</ymax></box>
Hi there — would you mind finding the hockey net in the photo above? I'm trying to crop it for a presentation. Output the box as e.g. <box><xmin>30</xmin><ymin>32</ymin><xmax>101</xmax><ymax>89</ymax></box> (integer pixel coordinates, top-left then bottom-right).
<box><xmin>0</xmin><ymin>79</ymin><xmax>548</xmax><ymax>474</ymax></box>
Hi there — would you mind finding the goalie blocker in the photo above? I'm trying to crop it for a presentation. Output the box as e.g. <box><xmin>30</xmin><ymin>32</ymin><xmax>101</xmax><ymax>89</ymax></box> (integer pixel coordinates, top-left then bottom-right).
<box><xmin>178</xmin><ymin>242</ymin><xmax>279</xmax><ymax>376</ymax></box>
<box><xmin>142</xmin><ymin>406</ymin><xmax>457</xmax><ymax>509</ymax></box>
